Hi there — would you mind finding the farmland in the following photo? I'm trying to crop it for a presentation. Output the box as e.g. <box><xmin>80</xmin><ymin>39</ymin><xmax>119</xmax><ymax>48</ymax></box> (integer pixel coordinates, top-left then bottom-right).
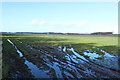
<box><xmin>1</xmin><ymin>33</ymin><xmax>120</xmax><ymax>79</ymax></box>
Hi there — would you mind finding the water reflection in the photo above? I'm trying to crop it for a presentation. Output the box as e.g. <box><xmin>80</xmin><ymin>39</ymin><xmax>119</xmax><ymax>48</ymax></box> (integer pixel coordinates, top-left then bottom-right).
<box><xmin>25</xmin><ymin>60</ymin><xmax>49</xmax><ymax>78</ymax></box>
<box><xmin>7</xmin><ymin>39</ymin><xmax>50</xmax><ymax>78</ymax></box>
<box><xmin>7</xmin><ymin>39</ymin><xmax>23</xmax><ymax>57</ymax></box>
<box><xmin>7</xmin><ymin>39</ymin><xmax>120</xmax><ymax>79</ymax></box>
<box><xmin>83</xmin><ymin>52</ymin><xmax>102</xmax><ymax>59</ymax></box>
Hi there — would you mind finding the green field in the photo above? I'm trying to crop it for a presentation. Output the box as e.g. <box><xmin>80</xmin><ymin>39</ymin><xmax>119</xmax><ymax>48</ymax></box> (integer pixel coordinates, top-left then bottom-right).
<box><xmin>1</xmin><ymin>33</ymin><xmax>120</xmax><ymax>79</ymax></box>
<box><xmin>2</xmin><ymin>33</ymin><xmax>119</xmax><ymax>55</ymax></box>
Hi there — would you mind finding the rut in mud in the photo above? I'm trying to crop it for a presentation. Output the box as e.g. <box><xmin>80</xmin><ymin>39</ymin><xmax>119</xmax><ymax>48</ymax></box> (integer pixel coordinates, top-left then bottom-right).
<box><xmin>7</xmin><ymin>39</ymin><xmax>120</xmax><ymax>79</ymax></box>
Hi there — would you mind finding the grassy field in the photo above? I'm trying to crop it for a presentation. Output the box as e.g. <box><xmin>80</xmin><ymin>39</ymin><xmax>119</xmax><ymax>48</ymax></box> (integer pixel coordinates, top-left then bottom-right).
<box><xmin>2</xmin><ymin>33</ymin><xmax>119</xmax><ymax>55</ymax></box>
<box><xmin>2</xmin><ymin>35</ymin><xmax>34</xmax><ymax>79</ymax></box>
<box><xmin>1</xmin><ymin>33</ymin><xmax>119</xmax><ymax>79</ymax></box>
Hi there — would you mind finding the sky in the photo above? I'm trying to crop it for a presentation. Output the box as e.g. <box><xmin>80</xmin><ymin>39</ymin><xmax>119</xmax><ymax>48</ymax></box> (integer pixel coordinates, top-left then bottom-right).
<box><xmin>1</xmin><ymin>2</ymin><xmax>118</xmax><ymax>34</ymax></box>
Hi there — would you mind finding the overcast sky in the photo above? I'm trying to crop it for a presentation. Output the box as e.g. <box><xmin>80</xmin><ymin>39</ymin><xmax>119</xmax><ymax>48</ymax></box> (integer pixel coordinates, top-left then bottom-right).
<box><xmin>2</xmin><ymin>2</ymin><xmax>118</xmax><ymax>34</ymax></box>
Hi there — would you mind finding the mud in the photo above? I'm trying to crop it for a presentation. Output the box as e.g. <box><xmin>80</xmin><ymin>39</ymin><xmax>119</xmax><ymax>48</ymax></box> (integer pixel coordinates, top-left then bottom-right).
<box><xmin>7</xmin><ymin>39</ymin><xmax>120</xmax><ymax>79</ymax></box>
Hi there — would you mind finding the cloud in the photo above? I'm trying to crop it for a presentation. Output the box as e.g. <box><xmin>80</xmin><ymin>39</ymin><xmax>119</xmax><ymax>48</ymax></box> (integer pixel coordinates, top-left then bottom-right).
<box><xmin>50</xmin><ymin>21</ymin><xmax>89</xmax><ymax>25</ymax></box>
<box><xmin>27</xmin><ymin>20</ymin><xmax>118</xmax><ymax>34</ymax></box>
<box><xmin>29</xmin><ymin>20</ymin><xmax>89</xmax><ymax>26</ymax></box>
<box><xmin>29</xmin><ymin>20</ymin><xmax>38</xmax><ymax>24</ymax></box>
<box><xmin>38</xmin><ymin>21</ymin><xmax>46</xmax><ymax>25</ymax></box>
<box><xmin>28</xmin><ymin>20</ymin><xmax>117</xmax><ymax>34</ymax></box>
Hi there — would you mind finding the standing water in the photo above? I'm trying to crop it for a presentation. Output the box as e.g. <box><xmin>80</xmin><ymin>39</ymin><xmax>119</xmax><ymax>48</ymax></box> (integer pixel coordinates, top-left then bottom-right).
<box><xmin>7</xmin><ymin>39</ymin><xmax>23</xmax><ymax>57</ymax></box>
<box><xmin>7</xmin><ymin>39</ymin><xmax>49</xmax><ymax>78</ymax></box>
<box><xmin>7</xmin><ymin>39</ymin><xmax>120</xmax><ymax>79</ymax></box>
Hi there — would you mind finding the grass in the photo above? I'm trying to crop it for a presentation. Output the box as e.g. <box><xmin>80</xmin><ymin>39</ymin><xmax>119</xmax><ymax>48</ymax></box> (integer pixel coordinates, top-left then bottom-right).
<box><xmin>2</xmin><ymin>37</ymin><xmax>34</xmax><ymax>79</ymax></box>
<box><xmin>1</xmin><ymin>33</ymin><xmax>119</xmax><ymax>78</ymax></box>
<box><xmin>1</xmin><ymin>33</ymin><xmax>119</xmax><ymax>55</ymax></box>
<box><xmin>2</xmin><ymin>38</ymin><xmax>19</xmax><ymax>78</ymax></box>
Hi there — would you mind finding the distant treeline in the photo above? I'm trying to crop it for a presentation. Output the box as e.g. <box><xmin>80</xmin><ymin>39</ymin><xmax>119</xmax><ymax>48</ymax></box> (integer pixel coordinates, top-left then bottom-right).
<box><xmin>1</xmin><ymin>32</ymin><xmax>115</xmax><ymax>35</ymax></box>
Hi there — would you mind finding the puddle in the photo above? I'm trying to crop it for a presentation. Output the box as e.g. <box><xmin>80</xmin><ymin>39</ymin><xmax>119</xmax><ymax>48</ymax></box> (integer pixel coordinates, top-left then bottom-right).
<box><xmin>83</xmin><ymin>52</ymin><xmax>102</xmax><ymax>59</ymax></box>
<box><xmin>45</xmin><ymin>61</ymin><xmax>63</xmax><ymax>78</ymax></box>
<box><xmin>68</xmin><ymin>48</ymin><xmax>89</xmax><ymax>62</ymax></box>
<box><xmin>7</xmin><ymin>39</ymin><xmax>120</xmax><ymax>78</ymax></box>
<box><xmin>58</xmin><ymin>46</ymin><xmax>62</xmax><ymax>51</ymax></box>
<box><xmin>63</xmin><ymin>71</ymin><xmax>74</xmax><ymax>78</ymax></box>
<box><xmin>99</xmin><ymin>49</ymin><xmax>116</xmax><ymax>58</ymax></box>
<box><xmin>59</xmin><ymin>45</ymin><xmax>119</xmax><ymax>71</ymax></box>
<box><xmin>63</xmin><ymin>47</ymin><xmax>66</xmax><ymax>52</ymax></box>
<box><xmin>7</xmin><ymin>39</ymin><xmax>49</xmax><ymax>78</ymax></box>
<box><xmin>24</xmin><ymin>60</ymin><xmax>49</xmax><ymax>78</ymax></box>
<box><xmin>7</xmin><ymin>39</ymin><xmax>23</xmax><ymax>57</ymax></box>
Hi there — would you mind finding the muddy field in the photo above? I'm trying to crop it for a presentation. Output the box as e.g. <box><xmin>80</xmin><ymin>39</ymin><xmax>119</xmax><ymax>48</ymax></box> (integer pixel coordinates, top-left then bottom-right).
<box><xmin>2</xmin><ymin>33</ymin><xmax>120</xmax><ymax>79</ymax></box>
